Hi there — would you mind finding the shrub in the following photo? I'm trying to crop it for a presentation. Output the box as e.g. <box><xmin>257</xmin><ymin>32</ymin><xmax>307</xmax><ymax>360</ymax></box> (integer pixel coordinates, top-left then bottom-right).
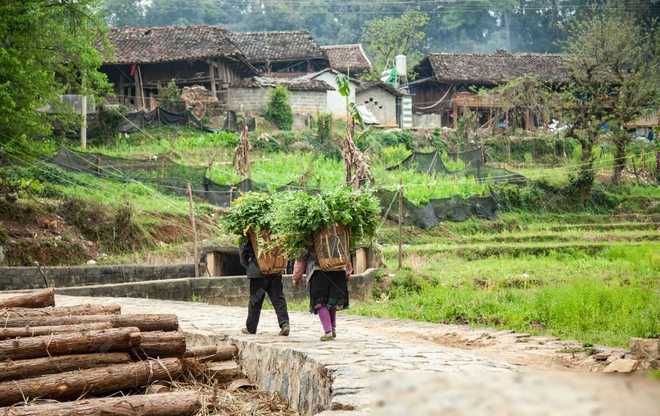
<box><xmin>265</xmin><ymin>86</ymin><xmax>293</xmax><ymax>130</ymax></box>
<box><xmin>356</xmin><ymin>130</ymin><xmax>414</xmax><ymax>152</ymax></box>
<box><xmin>159</xmin><ymin>80</ymin><xmax>184</xmax><ymax>112</ymax></box>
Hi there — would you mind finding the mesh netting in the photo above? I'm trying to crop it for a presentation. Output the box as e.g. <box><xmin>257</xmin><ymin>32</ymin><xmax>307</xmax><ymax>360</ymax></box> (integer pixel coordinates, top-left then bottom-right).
<box><xmin>387</xmin><ymin>149</ymin><xmax>526</xmax><ymax>185</ymax></box>
<box><xmin>52</xmin><ymin>148</ymin><xmax>500</xmax><ymax>225</ymax></box>
<box><xmin>376</xmin><ymin>189</ymin><xmax>497</xmax><ymax>229</ymax></box>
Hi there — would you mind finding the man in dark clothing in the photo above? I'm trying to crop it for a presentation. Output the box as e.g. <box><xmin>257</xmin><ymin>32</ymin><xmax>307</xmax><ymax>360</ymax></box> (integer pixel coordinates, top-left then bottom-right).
<box><xmin>239</xmin><ymin>240</ymin><xmax>290</xmax><ymax>336</ymax></box>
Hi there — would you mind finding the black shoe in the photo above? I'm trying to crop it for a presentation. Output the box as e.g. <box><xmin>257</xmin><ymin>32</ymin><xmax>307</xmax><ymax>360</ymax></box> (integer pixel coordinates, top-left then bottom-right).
<box><xmin>241</xmin><ymin>328</ymin><xmax>255</xmax><ymax>335</ymax></box>
<box><xmin>279</xmin><ymin>323</ymin><xmax>290</xmax><ymax>336</ymax></box>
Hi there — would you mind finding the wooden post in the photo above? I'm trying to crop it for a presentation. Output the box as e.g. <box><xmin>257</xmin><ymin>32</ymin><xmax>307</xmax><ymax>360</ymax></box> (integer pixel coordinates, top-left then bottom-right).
<box><xmin>209</xmin><ymin>61</ymin><xmax>217</xmax><ymax>98</ymax></box>
<box><xmin>398</xmin><ymin>179</ymin><xmax>403</xmax><ymax>270</ymax></box>
<box><xmin>187</xmin><ymin>183</ymin><xmax>199</xmax><ymax>278</ymax></box>
<box><xmin>80</xmin><ymin>94</ymin><xmax>87</xmax><ymax>150</ymax></box>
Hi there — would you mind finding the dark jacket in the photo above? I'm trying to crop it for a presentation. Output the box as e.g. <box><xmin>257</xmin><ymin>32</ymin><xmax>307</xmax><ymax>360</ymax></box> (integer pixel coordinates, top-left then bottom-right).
<box><xmin>240</xmin><ymin>241</ymin><xmax>282</xmax><ymax>278</ymax></box>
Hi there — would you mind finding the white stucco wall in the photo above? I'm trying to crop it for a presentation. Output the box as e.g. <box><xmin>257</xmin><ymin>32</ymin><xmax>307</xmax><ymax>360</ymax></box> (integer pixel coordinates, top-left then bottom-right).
<box><xmin>356</xmin><ymin>87</ymin><xmax>398</xmax><ymax>127</ymax></box>
<box><xmin>310</xmin><ymin>71</ymin><xmax>357</xmax><ymax>118</ymax></box>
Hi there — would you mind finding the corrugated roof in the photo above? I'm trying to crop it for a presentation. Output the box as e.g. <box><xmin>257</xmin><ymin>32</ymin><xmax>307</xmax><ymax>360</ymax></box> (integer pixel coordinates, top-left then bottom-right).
<box><xmin>104</xmin><ymin>25</ymin><xmax>251</xmax><ymax>66</ymax></box>
<box><xmin>321</xmin><ymin>44</ymin><xmax>372</xmax><ymax>73</ymax></box>
<box><xmin>229</xmin><ymin>31</ymin><xmax>326</xmax><ymax>63</ymax></box>
<box><xmin>417</xmin><ymin>52</ymin><xmax>569</xmax><ymax>85</ymax></box>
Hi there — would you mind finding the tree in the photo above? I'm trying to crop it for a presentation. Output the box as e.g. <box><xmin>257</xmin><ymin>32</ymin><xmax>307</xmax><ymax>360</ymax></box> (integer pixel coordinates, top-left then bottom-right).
<box><xmin>265</xmin><ymin>86</ymin><xmax>293</xmax><ymax>131</ymax></box>
<box><xmin>562</xmin><ymin>3</ymin><xmax>658</xmax><ymax>193</ymax></box>
<box><xmin>0</xmin><ymin>1</ymin><xmax>109</xmax><ymax>150</ymax></box>
<box><xmin>360</xmin><ymin>10</ymin><xmax>430</xmax><ymax>76</ymax></box>
<box><xmin>102</xmin><ymin>0</ymin><xmax>145</xmax><ymax>27</ymax></box>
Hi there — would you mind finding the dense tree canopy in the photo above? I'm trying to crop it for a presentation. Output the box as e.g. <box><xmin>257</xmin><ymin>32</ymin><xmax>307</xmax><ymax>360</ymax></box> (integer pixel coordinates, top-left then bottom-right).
<box><xmin>101</xmin><ymin>0</ymin><xmax>660</xmax><ymax>53</ymax></box>
<box><xmin>0</xmin><ymin>0</ymin><xmax>109</xmax><ymax>146</ymax></box>
<box><xmin>562</xmin><ymin>2</ymin><xmax>658</xmax><ymax>192</ymax></box>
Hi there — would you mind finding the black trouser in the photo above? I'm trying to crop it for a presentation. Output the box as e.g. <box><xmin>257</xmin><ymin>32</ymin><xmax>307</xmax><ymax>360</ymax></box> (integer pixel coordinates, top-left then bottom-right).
<box><xmin>246</xmin><ymin>276</ymin><xmax>289</xmax><ymax>333</ymax></box>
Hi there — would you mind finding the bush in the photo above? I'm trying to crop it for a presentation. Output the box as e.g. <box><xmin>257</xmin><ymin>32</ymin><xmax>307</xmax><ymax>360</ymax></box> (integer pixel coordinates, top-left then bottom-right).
<box><xmin>356</xmin><ymin>130</ymin><xmax>414</xmax><ymax>152</ymax></box>
<box><xmin>265</xmin><ymin>86</ymin><xmax>293</xmax><ymax>130</ymax></box>
<box><xmin>89</xmin><ymin>105</ymin><xmax>129</xmax><ymax>144</ymax></box>
<box><xmin>159</xmin><ymin>80</ymin><xmax>184</xmax><ymax>112</ymax></box>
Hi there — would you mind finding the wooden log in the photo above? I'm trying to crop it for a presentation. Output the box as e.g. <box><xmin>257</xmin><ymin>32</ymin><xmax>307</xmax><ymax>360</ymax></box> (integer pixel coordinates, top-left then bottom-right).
<box><xmin>137</xmin><ymin>331</ymin><xmax>186</xmax><ymax>358</ymax></box>
<box><xmin>0</xmin><ymin>358</ymin><xmax>185</xmax><ymax>406</ymax></box>
<box><xmin>0</xmin><ymin>304</ymin><xmax>121</xmax><ymax>319</ymax></box>
<box><xmin>2</xmin><ymin>314</ymin><xmax>179</xmax><ymax>332</ymax></box>
<box><xmin>0</xmin><ymin>352</ymin><xmax>131</xmax><ymax>382</ymax></box>
<box><xmin>206</xmin><ymin>361</ymin><xmax>240</xmax><ymax>382</ymax></box>
<box><xmin>0</xmin><ymin>327</ymin><xmax>141</xmax><ymax>361</ymax></box>
<box><xmin>0</xmin><ymin>322</ymin><xmax>113</xmax><ymax>340</ymax></box>
<box><xmin>184</xmin><ymin>344</ymin><xmax>237</xmax><ymax>362</ymax></box>
<box><xmin>0</xmin><ymin>389</ymin><xmax>198</xmax><ymax>415</ymax></box>
<box><xmin>0</xmin><ymin>288</ymin><xmax>54</xmax><ymax>308</ymax></box>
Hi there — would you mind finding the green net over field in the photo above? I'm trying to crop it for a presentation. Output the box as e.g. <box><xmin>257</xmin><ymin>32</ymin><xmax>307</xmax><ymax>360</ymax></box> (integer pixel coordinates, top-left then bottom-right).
<box><xmin>52</xmin><ymin>148</ymin><xmax>500</xmax><ymax>227</ymax></box>
<box><xmin>387</xmin><ymin>149</ymin><xmax>526</xmax><ymax>185</ymax></box>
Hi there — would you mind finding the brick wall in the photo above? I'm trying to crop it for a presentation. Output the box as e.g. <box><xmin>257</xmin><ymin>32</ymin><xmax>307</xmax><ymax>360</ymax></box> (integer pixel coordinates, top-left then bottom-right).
<box><xmin>228</xmin><ymin>87</ymin><xmax>326</xmax><ymax>115</ymax></box>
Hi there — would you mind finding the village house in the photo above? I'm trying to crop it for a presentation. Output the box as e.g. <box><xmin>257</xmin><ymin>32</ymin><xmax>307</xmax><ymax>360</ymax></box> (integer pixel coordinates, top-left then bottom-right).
<box><xmin>101</xmin><ymin>25</ymin><xmax>257</xmax><ymax>110</ymax></box>
<box><xmin>100</xmin><ymin>24</ymin><xmax>401</xmax><ymax>127</ymax></box>
<box><xmin>409</xmin><ymin>51</ymin><xmax>568</xmax><ymax>129</ymax></box>
<box><xmin>320</xmin><ymin>44</ymin><xmax>373</xmax><ymax>76</ymax></box>
<box><xmin>229</xmin><ymin>31</ymin><xmax>329</xmax><ymax>76</ymax></box>
<box><xmin>227</xmin><ymin>76</ymin><xmax>332</xmax><ymax>121</ymax></box>
<box><xmin>356</xmin><ymin>81</ymin><xmax>403</xmax><ymax>127</ymax></box>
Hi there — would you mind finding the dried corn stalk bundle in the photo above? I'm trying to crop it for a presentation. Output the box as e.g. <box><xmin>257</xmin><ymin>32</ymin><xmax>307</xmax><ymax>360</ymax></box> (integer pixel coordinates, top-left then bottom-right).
<box><xmin>233</xmin><ymin>124</ymin><xmax>251</xmax><ymax>178</ymax></box>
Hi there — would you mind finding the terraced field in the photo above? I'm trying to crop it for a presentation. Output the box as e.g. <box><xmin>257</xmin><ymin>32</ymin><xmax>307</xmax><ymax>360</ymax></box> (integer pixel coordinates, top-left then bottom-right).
<box><xmin>354</xmin><ymin>214</ymin><xmax>660</xmax><ymax>347</ymax></box>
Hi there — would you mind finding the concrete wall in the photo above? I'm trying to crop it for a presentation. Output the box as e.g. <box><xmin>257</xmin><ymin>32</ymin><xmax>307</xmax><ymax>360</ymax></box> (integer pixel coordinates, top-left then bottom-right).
<box><xmin>413</xmin><ymin>112</ymin><xmax>443</xmax><ymax>129</ymax></box>
<box><xmin>0</xmin><ymin>264</ymin><xmax>195</xmax><ymax>291</ymax></box>
<box><xmin>357</xmin><ymin>87</ymin><xmax>397</xmax><ymax>127</ymax></box>
<box><xmin>55</xmin><ymin>270</ymin><xmax>377</xmax><ymax>306</ymax></box>
<box><xmin>228</xmin><ymin>87</ymin><xmax>326</xmax><ymax>115</ymax></box>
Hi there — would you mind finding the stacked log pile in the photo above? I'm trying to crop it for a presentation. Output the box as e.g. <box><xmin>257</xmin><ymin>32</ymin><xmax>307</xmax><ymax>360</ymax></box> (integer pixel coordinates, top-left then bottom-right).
<box><xmin>0</xmin><ymin>289</ymin><xmax>241</xmax><ymax>415</ymax></box>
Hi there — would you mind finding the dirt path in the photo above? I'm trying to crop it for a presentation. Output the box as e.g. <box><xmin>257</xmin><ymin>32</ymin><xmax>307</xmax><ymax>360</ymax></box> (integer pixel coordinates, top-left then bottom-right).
<box><xmin>57</xmin><ymin>296</ymin><xmax>660</xmax><ymax>416</ymax></box>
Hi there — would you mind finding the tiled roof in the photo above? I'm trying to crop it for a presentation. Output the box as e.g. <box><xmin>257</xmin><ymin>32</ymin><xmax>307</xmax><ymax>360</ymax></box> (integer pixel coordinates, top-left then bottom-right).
<box><xmin>321</xmin><ymin>44</ymin><xmax>372</xmax><ymax>73</ymax></box>
<box><xmin>357</xmin><ymin>81</ymin><xmax>403</xmax><ymax>96</ymax></box>
<box><xmin>417</xmin><ymin>52</ymin><xmax>569</xmax><ymax>85</ymax></box>
<box><xmin>229</xmin><ymin>31</ymin><xmax>326</xmax><ymax>63</ymax></box>
<box><xmin>103</xmin><ymin>25</ymin><xmax>251</xmax><ymax>66</ymax></box>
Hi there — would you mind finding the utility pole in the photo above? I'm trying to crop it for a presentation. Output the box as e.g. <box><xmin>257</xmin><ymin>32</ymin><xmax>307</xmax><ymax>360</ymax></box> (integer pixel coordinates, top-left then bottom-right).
<box><xmin>398</xmin><ymin>178</ymin><xmax>403</xmax><ymax>270</ymax></box>
<box><xmin>80</xmin><ymin>94</ymin><xmax>87</xmax><ymax>150</ymax></box>
<box><xmin>187</xmin><ymin>183</ymin><xmax>199</xmax><ymax>277</ymax></box>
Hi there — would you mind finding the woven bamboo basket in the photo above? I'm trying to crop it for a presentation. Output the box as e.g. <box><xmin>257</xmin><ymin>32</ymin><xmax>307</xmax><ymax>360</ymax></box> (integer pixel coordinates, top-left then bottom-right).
<box><xmin>248</xmin><ymin>230</ymin><xmax>287</xmax><ymax>275</ymax></box>
<box><xmin>313</xmin><ymin>224</ymin><xmax>351</xmax><ymax>271</ymax></box>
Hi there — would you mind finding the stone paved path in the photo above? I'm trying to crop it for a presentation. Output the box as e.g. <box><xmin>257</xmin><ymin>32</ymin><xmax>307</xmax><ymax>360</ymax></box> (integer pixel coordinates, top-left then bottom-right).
<box><xmin>58</xmin><ymin>296</ymin><xmax>660</xmax><ymax>416</ymax></box>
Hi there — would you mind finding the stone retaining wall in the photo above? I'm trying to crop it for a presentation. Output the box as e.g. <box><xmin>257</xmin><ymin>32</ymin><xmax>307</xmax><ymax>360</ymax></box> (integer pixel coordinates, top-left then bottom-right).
<box><xmin>0</xmin><ymin>264</ymin><xmax>195</xmax><ymax>291</ymax></box>
<box><xmin>56</xmin><ymin>270</ymin><xmax>376</xmax><ymax>306</ymax></box>
<box><xmin>186</xmin><ymin>331</ymin><xmax>332</xmax><ymax>416</ymax></box>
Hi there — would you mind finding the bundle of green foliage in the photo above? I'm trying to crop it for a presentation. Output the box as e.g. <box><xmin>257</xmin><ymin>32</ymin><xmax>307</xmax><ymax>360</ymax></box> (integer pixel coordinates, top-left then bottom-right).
<box><xmin>271</xmin><ymin>188</ymin><xmax>381</xmax><ymax>258</ymax></box>
<box><xmin>265</xmin><ymin>86</ymin><xmax>293</xmax><ymax>131</ymax></box>
<box><xmin>221</xmin><ymin>192</ymin><xmax>274</xmax><ymax>240</ymax></box>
